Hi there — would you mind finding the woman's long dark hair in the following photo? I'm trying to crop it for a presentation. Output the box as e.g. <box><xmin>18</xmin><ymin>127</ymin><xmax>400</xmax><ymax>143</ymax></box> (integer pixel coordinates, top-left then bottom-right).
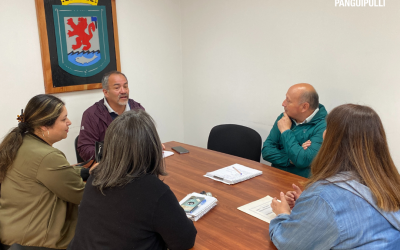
<box><xmin>0</xmin><ymin>94</ymin><xmax>65</xmax><ymax>182</ymax></box>
<box><xmin>92</xmin><ymin>109</ymin><xmax>166</xmax><ymax>193</ymax></box>
<box><xmin>306</xmin><ymin>104</ymin><xmax>400</xmax><ymax>211</ymax></box>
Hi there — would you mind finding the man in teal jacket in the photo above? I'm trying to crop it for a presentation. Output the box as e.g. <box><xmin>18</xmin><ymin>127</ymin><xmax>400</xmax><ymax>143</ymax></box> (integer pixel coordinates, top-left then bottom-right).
<box><xmin>262</xmin><ymin>83</ymin><xmax>327</xmax><ymax>178</ymax></box>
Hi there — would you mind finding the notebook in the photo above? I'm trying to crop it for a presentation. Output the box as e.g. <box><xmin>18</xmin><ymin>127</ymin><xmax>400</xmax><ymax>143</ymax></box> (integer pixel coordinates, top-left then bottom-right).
<box><xmin>179</xmin><ymin>192</ymin><xmax>218</xmax><ymax>221</ymax></box>
<box><xmin>204</xmin><ymin>164</ymin><xmax>262</xmax><ymax>185</ymax></box>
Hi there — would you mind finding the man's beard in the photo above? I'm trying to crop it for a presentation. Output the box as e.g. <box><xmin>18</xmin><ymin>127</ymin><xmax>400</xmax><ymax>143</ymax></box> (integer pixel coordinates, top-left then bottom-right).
<box><xmin>118</xmin><ymin>95</ymin><xmax>129</xmax><ymax>105</ymax></box>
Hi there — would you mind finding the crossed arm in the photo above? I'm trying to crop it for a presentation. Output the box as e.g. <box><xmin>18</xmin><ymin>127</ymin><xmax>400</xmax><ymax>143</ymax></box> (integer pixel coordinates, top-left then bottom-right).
<box><xmin>279</xmin><ymin>124</ymin><xmax>324</xmax><ymax>168</ymax></box>
<box><xmin>262</xmin><ymin>117</ymin><xmax>291</xmax><ymax>166</ymax></box>
<box><xmin>262</xmin><ymin>114</ymin><xmax>325</xmax><ymax>168</ymax></box>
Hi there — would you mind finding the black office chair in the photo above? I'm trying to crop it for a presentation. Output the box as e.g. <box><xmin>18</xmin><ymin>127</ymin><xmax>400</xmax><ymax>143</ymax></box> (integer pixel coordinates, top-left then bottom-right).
<box><xmin>75</xmin><ymin>135</ymin><xmax>84</xmax><ymax>163</ymax></box>
<box><xmin>207</xmin><ymin>124</ymin><xmax>262</xmax><ymax>162</ymax></box>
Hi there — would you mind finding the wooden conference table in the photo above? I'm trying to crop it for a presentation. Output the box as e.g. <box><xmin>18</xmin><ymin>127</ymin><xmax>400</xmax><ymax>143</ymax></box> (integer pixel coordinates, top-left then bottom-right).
<box><xmin>162</xmin><ymin>141</ymin><xmax>307</xmax><ymax>250</ymax></box>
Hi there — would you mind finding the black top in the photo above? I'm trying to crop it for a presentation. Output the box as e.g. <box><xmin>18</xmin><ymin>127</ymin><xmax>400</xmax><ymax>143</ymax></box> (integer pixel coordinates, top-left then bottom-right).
<box><xmin>68</xmin><ymin>175</ymin><xmax>197</xmax><ymax>250</ymax></box>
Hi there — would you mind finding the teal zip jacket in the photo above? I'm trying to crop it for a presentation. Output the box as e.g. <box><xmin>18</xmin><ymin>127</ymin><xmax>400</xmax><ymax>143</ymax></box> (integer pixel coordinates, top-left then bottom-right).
<box><xmin>262</xmin><ymin>104</ymin><xmax>327</xmax><ymax>178</ymax></box>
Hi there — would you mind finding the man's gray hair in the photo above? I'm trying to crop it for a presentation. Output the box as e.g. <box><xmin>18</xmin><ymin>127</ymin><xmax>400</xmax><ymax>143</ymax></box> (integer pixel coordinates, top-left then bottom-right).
<box><xmin>300</xmin><ymin>90</ymin><xmax>319</xmax><ymax>110</ymax></box>
<box><xmin>101</xmin><ymin>71</ymin><xmax>128</xmax><ymax>91</ymax></box>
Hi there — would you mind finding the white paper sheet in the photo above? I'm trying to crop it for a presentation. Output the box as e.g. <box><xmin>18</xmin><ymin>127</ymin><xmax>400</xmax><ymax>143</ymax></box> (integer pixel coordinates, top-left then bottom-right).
<box><xmin>163</xmin><ymin>150</ymin><xmax>174</xmax><ymax>158</ymax></box>
<box><xmin>237</xmin><ymin>196</ymin><xmax>279</xmax><ymax>223</ymax></box>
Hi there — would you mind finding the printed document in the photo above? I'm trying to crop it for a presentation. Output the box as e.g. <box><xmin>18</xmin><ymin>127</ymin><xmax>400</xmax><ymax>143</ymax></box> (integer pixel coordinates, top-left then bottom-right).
<box><xmin>237</xmin><ymin>196</ymin><xmax>278</xmax><ymax>223</ymax></box>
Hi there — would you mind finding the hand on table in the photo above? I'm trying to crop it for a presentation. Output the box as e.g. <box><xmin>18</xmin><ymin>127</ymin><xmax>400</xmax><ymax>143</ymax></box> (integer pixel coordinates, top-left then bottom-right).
<box><xmin>277</xmin><ymin>112</ymin><xmax>292</xmax><ymax>133</ymax></box>
<box><xmin>162</xmin><ymin>144</ymin><xmax>165</xmax><ymax>150</ymax></box>
<box><xmin>271</xmin><ymin>192</ymin><xmax>291</xmax><ymax>215</ymax></box>
<box><xmin>285</xmin><ymin>184</ymin><xmax>302</xmax><ymax>209</ymax></box>
<box><xmin>302</xmin><ymin>140</ymin><xmax>311</xmax><ymax>150</ymax></box>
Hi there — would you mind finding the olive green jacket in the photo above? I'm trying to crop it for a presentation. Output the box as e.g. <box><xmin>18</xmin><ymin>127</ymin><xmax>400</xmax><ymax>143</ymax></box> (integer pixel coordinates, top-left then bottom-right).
<box><xmin>0</xmin><ymin>134</ymin><xmax>85</xmax><ymax>249</ymax></box>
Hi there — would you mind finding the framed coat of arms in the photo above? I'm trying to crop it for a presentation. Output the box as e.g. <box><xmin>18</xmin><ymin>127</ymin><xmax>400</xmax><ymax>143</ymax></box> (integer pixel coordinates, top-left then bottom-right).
<box><xmin>35</xmin><ymin>0</ymin><xmax>120</xmax><ymax>94</ymax></box>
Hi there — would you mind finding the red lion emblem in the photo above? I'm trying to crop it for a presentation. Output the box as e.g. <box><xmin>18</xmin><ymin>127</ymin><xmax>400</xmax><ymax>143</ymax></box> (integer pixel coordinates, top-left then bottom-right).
<box><xmin>67</xmin><ymin>17</ymin><xmax>96</xmax><ymax>51</ymax></box>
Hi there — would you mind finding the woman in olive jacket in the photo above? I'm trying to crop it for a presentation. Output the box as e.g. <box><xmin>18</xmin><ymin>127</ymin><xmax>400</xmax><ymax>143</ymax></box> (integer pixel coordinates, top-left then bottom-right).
<box><xmin>0</xmin><ymin>95</ymin><xmax>85</xmax><ymax>249</ymax></box>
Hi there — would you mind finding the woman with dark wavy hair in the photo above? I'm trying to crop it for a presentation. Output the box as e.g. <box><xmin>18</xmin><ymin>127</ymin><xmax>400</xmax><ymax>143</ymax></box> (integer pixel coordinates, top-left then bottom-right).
<box><xmin>269</xmin><ymin>104</ymin><xmax>400</xmax><ymax>250</ymax></box>
<box><xmin>68</xmin><ymin>109</ymin><xmax>196</xmax><ymax>250</ymax></box>
<box><xmin>0</xmin><ymin>94</ymin><xmax>85</xmax><ymax>249</ymax></box>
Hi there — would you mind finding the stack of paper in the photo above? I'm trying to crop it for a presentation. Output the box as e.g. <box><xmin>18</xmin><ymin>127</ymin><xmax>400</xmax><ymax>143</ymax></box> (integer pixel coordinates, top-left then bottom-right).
<box><xmin>179</xmin><ymin>192</ymin><xmax>218</xmax><ymax>221</ymax></box>
<box><xmin>204</xmin><ymin>163</ymin><xmax>262</xmax><ymax>185</ymax></box>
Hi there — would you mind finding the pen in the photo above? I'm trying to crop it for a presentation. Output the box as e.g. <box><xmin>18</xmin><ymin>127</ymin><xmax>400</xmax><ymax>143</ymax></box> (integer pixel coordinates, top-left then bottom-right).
<box><xmin>233</xmin><ymin>166</ymin><xmax>242</xmax><ymax>175</ymax></box>
<box><xmin>213</xmin><ymin>175</ymin><xmax>224</xmax><ymax>180</ymax></box>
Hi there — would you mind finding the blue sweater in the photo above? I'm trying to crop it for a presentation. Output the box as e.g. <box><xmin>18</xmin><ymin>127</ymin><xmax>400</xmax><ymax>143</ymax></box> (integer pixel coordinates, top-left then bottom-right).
<box><xmin>269</xmin><ymin>173</ymin><xmax>400</xmax><ymax>250</ymax></box>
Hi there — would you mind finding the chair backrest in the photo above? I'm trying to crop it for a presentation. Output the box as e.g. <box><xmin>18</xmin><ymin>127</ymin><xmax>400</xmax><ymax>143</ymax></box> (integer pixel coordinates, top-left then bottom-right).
<box><xmin>75</xmin><ymin>135</ymin><xmax>84</xmax><ymax>163</ymax></box>
<box><xmin>207</xmin><ymin>124</ymin><xmax>262</xmax><ymax>162</ymax></box>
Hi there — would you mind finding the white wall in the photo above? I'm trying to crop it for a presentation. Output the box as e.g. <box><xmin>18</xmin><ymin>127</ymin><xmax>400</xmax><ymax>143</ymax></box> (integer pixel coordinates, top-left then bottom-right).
<box><xmin>181</xmin><ymin>0</ymin><xmax>400</xmax><ymax>168</ymax></box>
<box><xmin>0</xmin><ymin>0</ymin><xmax>184</xmax><ymax>163</ymax></box>
<box><xmin>2</xmin><ymin>0</ymin><xmax>400</xmax><ymax>169</ymax></box>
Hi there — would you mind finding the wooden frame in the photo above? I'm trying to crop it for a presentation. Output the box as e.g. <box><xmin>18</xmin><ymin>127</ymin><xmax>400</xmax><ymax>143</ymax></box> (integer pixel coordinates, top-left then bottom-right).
<box><xmin>35</xmin><ymin>0</ymin><xmax>121</xmax><ymax>94</ymax></box>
